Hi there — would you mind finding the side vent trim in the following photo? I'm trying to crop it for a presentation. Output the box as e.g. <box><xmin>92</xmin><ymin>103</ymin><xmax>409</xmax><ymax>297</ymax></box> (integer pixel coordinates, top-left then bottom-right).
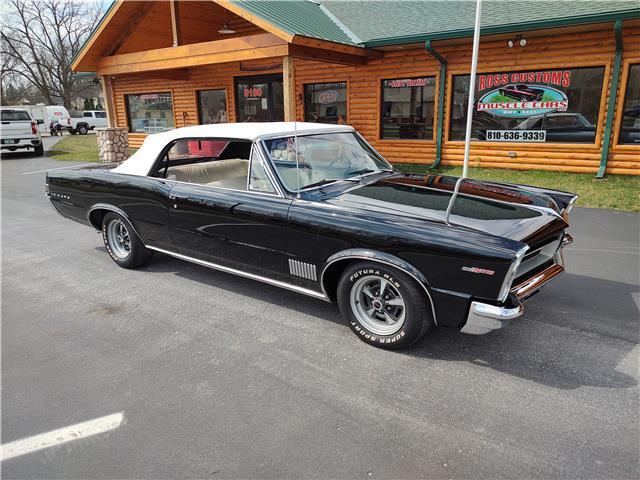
<box><xmin>289</xmin><ymin>259</ymin><xmax>318</xmax><ymax>281</ymax></box>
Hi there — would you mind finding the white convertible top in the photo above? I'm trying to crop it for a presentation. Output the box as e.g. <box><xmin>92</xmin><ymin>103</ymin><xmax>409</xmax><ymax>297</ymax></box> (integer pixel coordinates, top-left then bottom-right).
<box><xmin>112</xmin><ymin>122</ymin><xmax>354</xmax><ymax>176</ymax></box>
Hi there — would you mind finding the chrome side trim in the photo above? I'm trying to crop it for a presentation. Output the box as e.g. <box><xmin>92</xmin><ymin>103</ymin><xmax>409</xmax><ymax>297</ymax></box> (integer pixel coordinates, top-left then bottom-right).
<box><xmin>460</xmin><ymin>300</ymin><xmax>524</xmax><ymax>335</ymax></box>
<box><xmin>147</xmin><ymin>246</ymin><xmax>329</xmax><ymax>302</ymax></box>
<box><xmin>320</xmin><ymin>249</ymin><xmax>438</xmax><ymax>326</ymax></box>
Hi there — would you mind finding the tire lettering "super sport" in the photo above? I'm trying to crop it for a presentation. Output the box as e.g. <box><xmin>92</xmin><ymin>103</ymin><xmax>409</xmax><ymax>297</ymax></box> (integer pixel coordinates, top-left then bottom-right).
<box><xmin>351</xmin><ymin>321</ymin><xmax>405</xmax><ymax>343</ymax></box>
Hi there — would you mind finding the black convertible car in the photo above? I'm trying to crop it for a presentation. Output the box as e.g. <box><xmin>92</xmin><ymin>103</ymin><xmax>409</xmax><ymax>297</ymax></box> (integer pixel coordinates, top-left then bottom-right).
<box><xmin>46</xmin><ymin>123</ymin><xmax>577</xmax><ymax>349</ymax></box>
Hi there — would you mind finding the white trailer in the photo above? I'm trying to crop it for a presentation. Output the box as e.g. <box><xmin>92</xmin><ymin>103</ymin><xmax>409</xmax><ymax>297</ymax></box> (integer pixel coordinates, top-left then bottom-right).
<box><xmin>18</xmin><ymin>105</ymin><xmax>72</xmax><ymax>133</ymax></box>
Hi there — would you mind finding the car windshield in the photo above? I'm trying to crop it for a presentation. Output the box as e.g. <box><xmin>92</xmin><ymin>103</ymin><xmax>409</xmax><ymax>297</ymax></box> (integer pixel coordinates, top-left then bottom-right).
<box><xmin>263</xmin><ymin>132</ymin><xmax>391</xmax><ymax>191</ymax></box>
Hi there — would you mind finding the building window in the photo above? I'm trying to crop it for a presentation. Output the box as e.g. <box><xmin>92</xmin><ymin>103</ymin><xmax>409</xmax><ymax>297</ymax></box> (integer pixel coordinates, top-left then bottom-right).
<box><xmin>125</xmin><ymin>92</ymin><xmax>174</xmax><ymax>133</ymax></box>
<box><xmin>197</xmin><ymin>89</ymin><xmax>228</xmax><ymax>124</ymax></box>
<box><xmin>381</xmin><ymin>77</ymin><xmax>435</xmax><ymax>140</ymax></box>
<box><xmin>619</xmin><ymin>64</ymin><xmax>640</xmax><ymax>145</ymax></box>
<box><xmin>304</xmin><ymin>82</ymin><xmax>347</xmax><ymax>124</ymax></box>
<box><xmin>449</xmin><ymin>67</ymin><xmax>605</xmax><ymax>143</ymax></box>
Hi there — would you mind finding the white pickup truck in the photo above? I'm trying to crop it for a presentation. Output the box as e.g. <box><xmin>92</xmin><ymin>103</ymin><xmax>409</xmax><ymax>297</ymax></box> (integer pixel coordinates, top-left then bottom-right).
<box><xmin>1</xmin><ymin>107</ymin><xmax>44</xmax><ymax>156</ymax></box>
<box><xmin>68</xmin><ymin>110</ymin><xmax>108</xmax><ymax>135</ymax></box>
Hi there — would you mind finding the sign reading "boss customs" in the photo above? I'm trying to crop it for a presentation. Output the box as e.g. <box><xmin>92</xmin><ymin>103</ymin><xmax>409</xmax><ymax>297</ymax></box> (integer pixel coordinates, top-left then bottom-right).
<box><xmin>476</xmin><ymin>70</ymin><xmax>571</xmax><ymax>118</ymax></box>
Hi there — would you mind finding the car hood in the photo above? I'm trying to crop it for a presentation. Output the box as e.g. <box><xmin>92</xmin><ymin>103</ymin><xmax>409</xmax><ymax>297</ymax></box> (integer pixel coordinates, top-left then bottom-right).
<box><xmin>319</xmin><ymin>173</ymin><xmax>568</xmax><ymax>245</ymax></box>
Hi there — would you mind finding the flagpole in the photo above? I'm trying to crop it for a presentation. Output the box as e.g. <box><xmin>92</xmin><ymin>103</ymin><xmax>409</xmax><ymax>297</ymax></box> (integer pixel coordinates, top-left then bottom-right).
<box><xmin>462</xmin><ymin>0</ymin><xmax>483</xmax><ymax>178</ymax></box>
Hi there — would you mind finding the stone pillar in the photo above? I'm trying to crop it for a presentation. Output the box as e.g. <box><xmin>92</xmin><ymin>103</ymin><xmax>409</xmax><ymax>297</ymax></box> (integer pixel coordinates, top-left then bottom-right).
<box><xmin>96</xmin><ymin>127</ymin><xmax>130</xmax><ymax>163</ymax></box>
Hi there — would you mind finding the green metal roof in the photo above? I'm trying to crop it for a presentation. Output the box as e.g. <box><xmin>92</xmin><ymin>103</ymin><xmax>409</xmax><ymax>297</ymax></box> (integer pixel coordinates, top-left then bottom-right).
<box><xmin>233</xmin><ymin>0</ymin><xmax>640</xmax><ymax>47</ymax></box>
<box><xmin>318</xmin><ymin>0</ymin><xmax>640</xmax><ymax>47</ymax></box>
<box><xmin>229</xmin><ymin>0</ymin><xmax>360</xmax><ymax>45</ymax></box>
<box><xmin>74</xmin><ymin>0</ymin><xmax>640</xmax><ymax>72</ymax></box>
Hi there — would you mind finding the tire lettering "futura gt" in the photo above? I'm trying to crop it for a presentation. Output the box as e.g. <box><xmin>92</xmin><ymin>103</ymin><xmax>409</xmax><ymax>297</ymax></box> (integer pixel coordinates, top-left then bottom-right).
<box><xmin>350</xmin><ymin>269</ymin><xmax>401</xmax><ymax>289</ymax></box>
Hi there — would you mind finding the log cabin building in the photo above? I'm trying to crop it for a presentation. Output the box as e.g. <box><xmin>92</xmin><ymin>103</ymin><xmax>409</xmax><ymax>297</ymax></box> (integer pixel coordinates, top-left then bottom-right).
<box><xmin>72</xmin><ymin>0</ymin><xmax>640</xmax><ymax>175</ymax></box>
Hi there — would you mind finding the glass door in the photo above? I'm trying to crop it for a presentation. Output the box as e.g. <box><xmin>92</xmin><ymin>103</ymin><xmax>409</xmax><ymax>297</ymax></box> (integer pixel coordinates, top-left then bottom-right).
<box><xmin>235</xmin><ymin>74</ymin><xmax>284</xmax><ymax>122</ymax></box>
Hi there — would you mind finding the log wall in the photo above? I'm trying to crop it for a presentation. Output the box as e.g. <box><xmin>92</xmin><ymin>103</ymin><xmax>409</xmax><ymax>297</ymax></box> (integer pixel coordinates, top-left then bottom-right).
<box><xmin>110</xmin><ymin>23</ymin><xmax>640</xmax><ymax>175</ymax></box>
<box><xmin>112</xmin><ymin>57</ymin><xmax>283</xmax><ymax>148</ymax></box>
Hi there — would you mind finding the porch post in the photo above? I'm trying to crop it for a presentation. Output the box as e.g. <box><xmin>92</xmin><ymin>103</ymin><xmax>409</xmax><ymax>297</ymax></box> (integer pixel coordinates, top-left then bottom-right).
<box><xmin>283</xmin><ymin>55</ymin><xmax>296</xmax><ymax>121</ymax></box>
<box><xmin>170</xmin><ymin>0</ymin><xmax>181</xmax><ymax>47</ymax></box>
<box><xmin>99</xmin><ymin>75</ymin><xmax>117</xmax><ymax>128</ymax></box>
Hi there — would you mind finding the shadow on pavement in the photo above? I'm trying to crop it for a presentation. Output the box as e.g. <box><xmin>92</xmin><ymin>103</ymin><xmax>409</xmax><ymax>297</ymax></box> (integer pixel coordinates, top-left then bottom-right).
<box><xmin>0</xmin><ymin>151</ymin><xmax>40</xmax><ymax>161</ymax></box>
<box><xmin>108</xmin><ymin>247</ymin><xmax>639</xmax><ymax>392</ymax></box>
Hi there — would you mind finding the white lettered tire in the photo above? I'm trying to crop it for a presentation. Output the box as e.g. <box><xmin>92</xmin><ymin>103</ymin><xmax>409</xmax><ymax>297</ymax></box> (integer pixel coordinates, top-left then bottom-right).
<box><xmin>101</xmin><ymin>212</ymin><xmax>153</xmax><ymax>269</ymax></box>
<box><xmin>337</xmin><ymin>261</ymin><xmax>433</xmax><ymax>349</ymax></box>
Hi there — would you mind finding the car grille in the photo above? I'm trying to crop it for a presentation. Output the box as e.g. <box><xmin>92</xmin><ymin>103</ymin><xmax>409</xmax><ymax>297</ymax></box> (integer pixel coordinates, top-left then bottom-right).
<box><xmin>511</xmin><ymin>232</ymin><xmax>564</xmax><ymax>299</ymax></box>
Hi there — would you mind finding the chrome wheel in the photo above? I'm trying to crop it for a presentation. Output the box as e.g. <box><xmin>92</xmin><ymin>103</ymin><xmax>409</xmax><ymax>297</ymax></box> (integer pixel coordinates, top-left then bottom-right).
<box><xmin>349</xmin><ymin>275</ymin><xmax>406</xmax><ymax>336</ymax></box>
<box><xmin>106</xmin><ymin>218</ymin><xmax>131</xmax><ymax>259</ymax></box>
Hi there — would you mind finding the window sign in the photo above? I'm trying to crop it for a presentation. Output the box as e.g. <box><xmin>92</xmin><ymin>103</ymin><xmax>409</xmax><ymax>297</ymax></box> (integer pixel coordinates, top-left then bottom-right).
<box><xmin>125</xmin><ymin>92</ymin><xmax>174</xmax><ymax>133</ymax></box>
<box><xmin>619</xmin><ymin>64</ymin><xmax>640</xmax><ymax>145</ymax></box>
<box><xmin>235</xmin><ymin>75</ymin><xmax>284</xmax><ymax>122</ymax></box>
<box><xmin>450</xmin><ymin>67</ymin><xmax>605</xmax><ymax>143</ymax></box>
<box><xmin>381</xmin><ymin>76</ymin><xmax>435</xmax><ymax>140</ymax></box>
<box><xmin>304</xmin><ymin>82</ymin><xmax>347</xmax><ymax>124</ymax></box>
<box><xmin>198</xmin><ymin>89</ymin><xmax>227</xmax><ymax>124</ymax></box>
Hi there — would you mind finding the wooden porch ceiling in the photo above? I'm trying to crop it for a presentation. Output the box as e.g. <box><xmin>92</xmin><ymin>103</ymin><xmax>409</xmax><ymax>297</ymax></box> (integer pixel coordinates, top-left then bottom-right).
<box><xmin>74</xmin><ymin>0</ymin><xmax>382</xmax><ymax>74</ymax></box>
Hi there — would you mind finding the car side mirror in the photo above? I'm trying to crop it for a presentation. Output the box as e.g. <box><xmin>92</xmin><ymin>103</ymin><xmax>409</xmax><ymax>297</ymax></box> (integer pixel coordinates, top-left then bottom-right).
<box><xmin>37</xmin><ymin>119</ymin><xmax>44</xmax><ymax>125</ymax></box>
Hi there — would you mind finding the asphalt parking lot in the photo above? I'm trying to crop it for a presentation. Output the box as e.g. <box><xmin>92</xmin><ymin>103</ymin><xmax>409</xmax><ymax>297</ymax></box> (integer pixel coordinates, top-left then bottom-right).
<box><xmin>2</xmin><ymin>146</ymin><xmax>639</xmax><ymax>479</ymax></box>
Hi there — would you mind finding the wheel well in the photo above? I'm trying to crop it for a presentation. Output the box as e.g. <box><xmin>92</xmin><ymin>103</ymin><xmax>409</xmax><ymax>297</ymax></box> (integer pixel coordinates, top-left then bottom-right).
<box><xmin>88</xmin><ymin>208</ymin><xmax>108</xmax><ymax>230</ymax></box>
<box><xmin>321</xmin><ymin>259</ymin><xmax>357</xmax><ymax>302</ymax></box>
<box><xmin>321</xmin><ymin>255</ymin><xmax>438</xmax><ymax>325</ymax></box>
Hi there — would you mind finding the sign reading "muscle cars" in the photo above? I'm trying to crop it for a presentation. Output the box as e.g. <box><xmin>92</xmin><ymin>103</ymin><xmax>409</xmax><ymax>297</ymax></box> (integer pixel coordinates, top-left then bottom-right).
<box><xmin>477</xmin><ymin>70</ymin><xmax>571</xmax><ymax>118</ymax></box>
<box><xmin>450</xmin><ymin>66</ymin><xmax>605</xmax><ymax>143</ymax></box>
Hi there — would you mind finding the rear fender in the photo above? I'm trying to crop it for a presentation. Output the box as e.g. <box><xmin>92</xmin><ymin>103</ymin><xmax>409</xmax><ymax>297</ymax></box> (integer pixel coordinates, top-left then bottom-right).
<box><xmin>87</xmin><ymin>203</ymin><xmax>145</xmax><ymax>244</ymax></box>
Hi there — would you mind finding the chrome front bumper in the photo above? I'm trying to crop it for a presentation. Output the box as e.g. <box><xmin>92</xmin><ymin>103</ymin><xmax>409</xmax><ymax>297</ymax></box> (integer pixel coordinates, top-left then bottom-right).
<box><xmin>460</xmin><ymin>301</ymin><xmax>524</xmax><ymax>335</ymax></box>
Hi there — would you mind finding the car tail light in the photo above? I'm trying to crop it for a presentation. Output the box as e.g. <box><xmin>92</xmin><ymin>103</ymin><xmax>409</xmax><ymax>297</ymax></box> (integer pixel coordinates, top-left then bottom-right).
<box><xmin>31</xmin><ymin>121</ymin><xmax>38</xmax><ymax>135</ymax></box>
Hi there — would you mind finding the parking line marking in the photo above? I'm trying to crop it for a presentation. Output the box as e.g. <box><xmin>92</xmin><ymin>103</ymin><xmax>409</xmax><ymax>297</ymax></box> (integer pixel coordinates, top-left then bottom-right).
<box><xmin>0</xmin><ymin>412</ymin><xmax>124</xmax><ymax>461</ymax></box>
<box><xmin>567</xmin><ymin>247</ymin><xmax>639</xmax><ymax>255</ymax></box>
<box><xmin>22</xmin><ymin>163</ymin><xmax>97</xmax><ymax>175</ymax></box>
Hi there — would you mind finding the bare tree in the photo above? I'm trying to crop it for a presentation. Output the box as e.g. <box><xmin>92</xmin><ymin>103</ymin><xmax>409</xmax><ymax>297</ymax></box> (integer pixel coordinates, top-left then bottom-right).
<box><xmin>1</xmin><ymin>0</ymin><xmax>103</xmax><ymax>107</ymax></box>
